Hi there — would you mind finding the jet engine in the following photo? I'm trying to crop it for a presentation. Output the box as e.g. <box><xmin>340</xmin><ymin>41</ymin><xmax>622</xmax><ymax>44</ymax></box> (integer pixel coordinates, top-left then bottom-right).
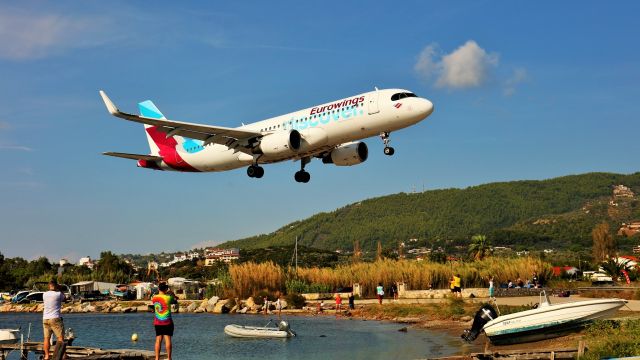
<box><xmin>322</xmin><ymin>141</ymin><xmax>368</xmax><ymax>166</ymax></box>
<box><xmin>255</xmin><ymin>130</ymin><xmax>301</xmax><ymax>156</ymax></box>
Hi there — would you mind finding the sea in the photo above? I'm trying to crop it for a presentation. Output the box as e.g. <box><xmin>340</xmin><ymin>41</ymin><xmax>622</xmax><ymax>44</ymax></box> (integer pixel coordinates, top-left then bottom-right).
<box><xmin>0</xmin><ymin>312</ymin><xmax>476</xmax><ymax>359</ymax></box>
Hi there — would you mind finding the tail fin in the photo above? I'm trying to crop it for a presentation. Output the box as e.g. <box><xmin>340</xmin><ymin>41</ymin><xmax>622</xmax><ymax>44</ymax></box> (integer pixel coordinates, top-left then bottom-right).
<box><xmin>138</xmin><ymin>100</ymin><xmax>179</xmax><ymax>155</ymax></box>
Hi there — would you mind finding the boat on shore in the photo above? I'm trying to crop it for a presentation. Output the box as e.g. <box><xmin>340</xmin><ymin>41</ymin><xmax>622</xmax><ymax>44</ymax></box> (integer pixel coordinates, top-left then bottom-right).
<box><xmin>0</xmin><ymin>329</ymin><xmax>20</xmax><ymax>345</ymax></box>
<box><xmin>462</xmin><ymin>291</ymin><xmax>627</xmax><ymax>345</ymax></box>
<box><xmin>224</xmin><ymin>320</ymin><xmax>296</xmax><ymax>338</ymax></box>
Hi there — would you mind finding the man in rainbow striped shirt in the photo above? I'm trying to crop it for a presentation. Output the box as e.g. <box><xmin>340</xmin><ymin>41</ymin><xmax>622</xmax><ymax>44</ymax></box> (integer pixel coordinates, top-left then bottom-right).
<box><xmin>152</xmin><ymin>283</ymin><xmax>178</xmax><ymax>360</ymax></box>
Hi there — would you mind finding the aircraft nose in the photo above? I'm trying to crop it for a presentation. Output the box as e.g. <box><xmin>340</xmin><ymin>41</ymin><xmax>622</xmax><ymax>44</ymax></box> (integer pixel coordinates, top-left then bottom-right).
<box><xmin>419</xmin><ymin>98</ymin><xmax>434</xmax><ymax>117</ymax></box>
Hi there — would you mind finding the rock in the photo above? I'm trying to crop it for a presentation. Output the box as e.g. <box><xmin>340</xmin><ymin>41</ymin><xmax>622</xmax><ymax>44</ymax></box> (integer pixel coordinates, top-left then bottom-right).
<box><xmin>239</xmin><ymin>307</ymin><xmax>248</xmax><ymax>314</ymax></box>
<box><xmin>460</xmin><ymin>315</ymin><xmax>473</xmax><ymax>322</ymax></box>
<box><xmin>61</xmin><ymin>307</ymin><xmax>72</xmax><ymax>314</ymax></box>
<box><xmin>213</xmin><ymin>299</ymin><xmax>230</xmax><ymax>314</ymax></box>
<box><xmin>279</xmin><ymin>300</ymin><xmax>288</xmax><ymax>310</ymax></box>
<box><xmin>398</xmin><ymin>327</ymin><xmax>408</xmax><ymax>332</ymax></box>
<box><xmin>186</xmin><ymin>302</ymin><xmax>198</xmax><ymax>312</ymax></box>
<box><xmin>230</xmin><ymin>305</ymin><xmax>238</xmax><ymax>314</ymax></box>
<box><xmin>194</xmin><ymin>308</ymin><xmax>205</xmax><ymax>313</ymax></box>
<box><xmin>112</xmin><ymin>305</ymin><xmax>123</xmax><ymax>313</ymax></box>
<box><xmin>123</xmin><ymin>307</ymin><xmax>135</xmax><ymax>313</ymax></box>
<box><xmin>207</xmin><ymin>296</ymin><xmax>219</xmax><ymax>307</ymax></box>
<box><xmin>137</xmin><ymin>305</ymin><xmax>149</xmax><ymax>312</ymax></box>
<box><xmin>85</xmin><ymin>305</ymin><xmax>96</xmax><ymax>313</ymax></box>
<box><xmin>206</xmin><ymin>302</ymin><xmax>217</xmax><ymax>313</ymax></box>
<box><xmin>245</xmin><ymin>297</ymin><xmax>256</xmax><ymax>310</ymax></box>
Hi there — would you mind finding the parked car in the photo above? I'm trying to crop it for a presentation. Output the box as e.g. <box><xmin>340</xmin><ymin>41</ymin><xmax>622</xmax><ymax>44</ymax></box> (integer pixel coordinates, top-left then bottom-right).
<box><xmin>19</xmin><ymin>292</ymin><xmax>44</xmax><ymax>304</ymax></box>
<box><xmin>11</xmin><ymin>291</ymin><xmax>30</xmax><ymax>303</ymax></box>
<box><xmin>77</xmin><ymin>290</ymin><xmax>109</xmax><ymax>302</ymax></box>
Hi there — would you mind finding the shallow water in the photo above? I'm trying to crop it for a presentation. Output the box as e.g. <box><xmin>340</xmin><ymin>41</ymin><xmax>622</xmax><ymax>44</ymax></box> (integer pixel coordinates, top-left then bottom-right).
<box><xmin>0</xmin><ymin>312</ymin><xmax>472</xmax><ymax>359</ymax></box>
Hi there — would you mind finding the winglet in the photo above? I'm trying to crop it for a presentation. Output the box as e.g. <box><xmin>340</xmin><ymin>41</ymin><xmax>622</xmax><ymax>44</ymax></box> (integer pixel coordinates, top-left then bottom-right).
<box><xmin>99</xmin><ymin>90</ymin><xmax>119</xmax><ymax>115</ymax></box>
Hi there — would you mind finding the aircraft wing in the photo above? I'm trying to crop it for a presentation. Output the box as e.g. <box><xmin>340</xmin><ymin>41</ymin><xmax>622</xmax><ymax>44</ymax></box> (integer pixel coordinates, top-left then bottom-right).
<box><xmin>103</xmin><ymin>152</ymin><xmax>163</xmax><ymax>161</ymax></box>
<box><xmin>99</xmin><ymin>91</ymin><xmax>261</xmax><ymax>148</ymax></box>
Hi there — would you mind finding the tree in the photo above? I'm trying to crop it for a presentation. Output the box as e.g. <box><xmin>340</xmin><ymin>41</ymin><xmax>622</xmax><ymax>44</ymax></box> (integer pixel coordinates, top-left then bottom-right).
<box><xmin>600</xmin><ymin>257</ymin><xmax>631</xmax><ymax>281</ymax></box>
<box><xmin>352</xmin><ymin>240</ymin><xmax>361</xmax><ymax>263</ymax></box>
<box><xmin>376</xmin><ymin>241</ymin><xmax>382</xmax><ymax>261</ymax></box>
<box><xmin>592</xmin><ymin>222</ymin><xmax>616</xmax><ymax>263</ymax></box>
<box><xmin>468</xmin><ymin>235</ymin><xmax>492</xmax><ymax>261</ymax></box>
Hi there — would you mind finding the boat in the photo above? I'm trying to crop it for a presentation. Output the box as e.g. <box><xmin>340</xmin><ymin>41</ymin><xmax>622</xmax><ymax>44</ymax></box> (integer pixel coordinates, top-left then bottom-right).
<box><xmin>462</xmin><ymin>291</ymin><xmax>627</xmax><ymax>345</ymax></box>
<box><xmin>224</xmin><ymin>320</ymin><xmax>296</xmax><ymax>338</ymax></box>
<box><xmin>0</xmin><ymin>329</ymin><xmax>20</xmax><ymax>345</ymax></box>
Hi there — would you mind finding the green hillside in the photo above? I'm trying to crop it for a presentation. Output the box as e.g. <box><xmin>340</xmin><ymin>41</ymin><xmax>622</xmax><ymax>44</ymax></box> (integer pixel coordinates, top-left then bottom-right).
<box><xmin>219</xmin><ymin>172</ymin><xmax>640</xmax><ymax>252</ymax></box>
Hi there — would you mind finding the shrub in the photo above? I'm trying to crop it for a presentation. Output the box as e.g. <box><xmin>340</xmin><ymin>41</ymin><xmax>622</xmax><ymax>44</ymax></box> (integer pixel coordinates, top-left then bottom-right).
<box><xmin>285</xmin><ymin>293</ymin><xmax>306</xmax><ymax>309</ymax></box>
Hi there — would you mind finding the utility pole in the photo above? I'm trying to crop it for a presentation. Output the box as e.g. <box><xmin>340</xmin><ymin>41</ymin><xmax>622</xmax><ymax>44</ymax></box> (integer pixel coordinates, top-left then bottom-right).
<box><xmin>295</xmin><ymin>236</ymin><xmax>298</xmax><ymax>274</ymax></box>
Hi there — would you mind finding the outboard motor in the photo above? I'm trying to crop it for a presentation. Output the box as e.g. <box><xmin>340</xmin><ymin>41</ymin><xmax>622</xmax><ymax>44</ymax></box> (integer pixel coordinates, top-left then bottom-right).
<box><xmin>278</xmin><ymin>320</ymin><xmax>296</xmax><ymax>337</ymax></box>
<box><xmin>461</xmin><ymin>304</ymin><xmax>498</xmax><ymax>342</ymax></box>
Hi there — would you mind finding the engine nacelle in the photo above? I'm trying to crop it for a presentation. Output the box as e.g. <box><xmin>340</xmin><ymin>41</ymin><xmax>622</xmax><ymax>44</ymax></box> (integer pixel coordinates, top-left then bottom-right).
<box><xmin>323</xmin><ymin>141</ymin><xmax>368</xmax><ymax>166</ymax></box>
<box><xmin>255</xmin><ymin>130</ymin><xmax>301</xmax><ymax>156</ymax></box>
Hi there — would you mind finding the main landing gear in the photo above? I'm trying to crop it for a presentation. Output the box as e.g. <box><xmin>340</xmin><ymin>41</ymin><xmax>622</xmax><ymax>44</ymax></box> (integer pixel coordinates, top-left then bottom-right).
<box><xmin>294</xmin><ymin>157</ymin><xmax>311</xmax><ymax>183</ymax></box>
<box><xmin>247</xmin><ymin>164</ymin><xmax>264</xmax><ymax>178</ymax></box>
<box><xmin>380</xmin><ymin>132</ymin><xmax>395</xmax><ymax>156</ymax></box>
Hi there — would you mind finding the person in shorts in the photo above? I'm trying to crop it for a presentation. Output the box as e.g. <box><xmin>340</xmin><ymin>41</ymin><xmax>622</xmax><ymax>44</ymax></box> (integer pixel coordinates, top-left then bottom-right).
<box><xmin>452</xmin><ymin>274</ymin><xmax>462</xmax><ymax>298</ymax></box>
<box><xmin>152</xmin><ymin>283</ymin><xmax>177</xmax><ymax>360</ymax></box>
<box><xmin>376</xmin><ymin>283</ymin><xmax>384</xmax><ymax>304</ymax></box>
<box><xmin>43</xmin><ymin>279</ymin><xmax>66</xmax><ymax>360</ymax></box>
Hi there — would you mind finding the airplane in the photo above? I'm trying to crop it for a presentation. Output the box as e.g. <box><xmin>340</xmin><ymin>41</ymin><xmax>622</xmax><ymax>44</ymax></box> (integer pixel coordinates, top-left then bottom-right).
<box><xmin>99</xmin><ymin>88</ymin><xmax>434</xmax><ymax>183</ymax></box>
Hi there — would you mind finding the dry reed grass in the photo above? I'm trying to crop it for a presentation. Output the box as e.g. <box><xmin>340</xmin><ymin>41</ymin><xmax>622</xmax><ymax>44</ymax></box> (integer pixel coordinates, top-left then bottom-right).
<box><xmin>229</xmin><ymin>258</ymin><xmax>552</xmax><ymax>297</ymax></box>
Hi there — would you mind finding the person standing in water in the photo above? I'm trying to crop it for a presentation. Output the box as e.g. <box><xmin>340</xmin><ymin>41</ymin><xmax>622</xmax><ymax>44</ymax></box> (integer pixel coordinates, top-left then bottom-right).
<box><xmin>152</xmin><ymin>283</ymin><xmax>177</xmax><ymax>360</ymax></box>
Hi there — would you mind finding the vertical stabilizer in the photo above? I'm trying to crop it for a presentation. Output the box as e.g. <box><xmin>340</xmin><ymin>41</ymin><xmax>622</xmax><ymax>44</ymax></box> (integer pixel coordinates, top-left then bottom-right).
<box><xmin>138</xmin><ymin>100</ymin><xmax>167</xmax><ymax>156</ymax></box>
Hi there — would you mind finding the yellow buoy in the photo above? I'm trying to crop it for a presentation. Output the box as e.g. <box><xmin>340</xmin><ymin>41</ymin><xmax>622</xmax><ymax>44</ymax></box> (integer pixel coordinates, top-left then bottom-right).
<box><xmin>131</xmin><ymin>333</ymin><xmax>138</xmax><ymax>341</ymax></box>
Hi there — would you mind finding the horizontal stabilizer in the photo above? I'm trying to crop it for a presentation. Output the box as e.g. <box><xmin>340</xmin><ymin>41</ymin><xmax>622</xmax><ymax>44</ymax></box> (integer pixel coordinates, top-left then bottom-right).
<box><xmin>103</xmin><ymin>152</ymin><xmax>162</xmax><ymax>161</ymax></box>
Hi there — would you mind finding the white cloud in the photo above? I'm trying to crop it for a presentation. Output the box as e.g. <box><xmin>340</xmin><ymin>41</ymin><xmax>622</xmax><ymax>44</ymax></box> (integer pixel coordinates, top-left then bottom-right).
<box><xmin>415</xmin><ymin>40</ymin><xmax>499</xmax><ymax>89</ymax></box>
<box><xmin>414</xmin><ymin>44</ymin><xmax>439</xmax><ymax>80</ymax></box>
<box><xmin>0</xmin><ymin>6</ymin><xmax>113</xmax><ymax>60</ymax></box>
<box><xmin>503</xmin><ymin>68</ymin><xmax>528</xmax><ymax>96</ymax></box>
<box><xmin>0</xmin><ymin>144</ymin><xmax>33</xmax><ymax>151</ymax></box>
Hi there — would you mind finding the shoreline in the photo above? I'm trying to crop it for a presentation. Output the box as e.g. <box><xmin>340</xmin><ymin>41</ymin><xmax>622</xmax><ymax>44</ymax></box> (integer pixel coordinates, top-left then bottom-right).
<box><xmin>3</xmin><ymin>297</ymin><xmax>639</xmax><ymax>357</ymax></box>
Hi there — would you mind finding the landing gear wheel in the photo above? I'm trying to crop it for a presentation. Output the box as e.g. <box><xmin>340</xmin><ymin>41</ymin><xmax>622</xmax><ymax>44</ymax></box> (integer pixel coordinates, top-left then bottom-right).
<box><xmin>294</xmin><ymin>170</ymin><xmax>310</xmax><ymax>183</ymax></box>
<box><xmin>380</xmin><ymin>132</ymin><xmax>394</xmax><ymax>156</ymax></box>
<box><xmin>247</xmin><ymin>165</ymin><xmax>264</xmax><ymax>178</ymax></box>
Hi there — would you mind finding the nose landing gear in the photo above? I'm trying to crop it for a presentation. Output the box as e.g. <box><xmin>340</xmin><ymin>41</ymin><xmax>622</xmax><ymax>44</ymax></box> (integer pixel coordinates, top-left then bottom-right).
<box><xmin>380</xmin><ymin>132</ymin><xmax>395</xmax><ymax>156</ymax></box>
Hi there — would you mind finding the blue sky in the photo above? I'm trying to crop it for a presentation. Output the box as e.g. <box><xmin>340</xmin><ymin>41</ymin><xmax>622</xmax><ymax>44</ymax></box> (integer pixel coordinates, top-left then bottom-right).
<box><xmin>1</xmin><ymin>1</ymin><xmax>638</xmax><ymax>261</ymax></box>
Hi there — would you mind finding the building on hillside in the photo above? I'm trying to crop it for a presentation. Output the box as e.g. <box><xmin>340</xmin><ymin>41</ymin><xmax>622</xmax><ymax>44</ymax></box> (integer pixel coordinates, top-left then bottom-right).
<box><xmin>78</xmin><ymin>256</ymin><xmax>95</xmax><ymax>269</ymax></box>
<box><xmin>613</xmin><ymin>185</ymin><xmax>635</xmax><ymax>198</ymax></box>
<box><xmin>618</xmin><ymin>221</ymin><xmax>640</xmax><ymax>237</ymax></box>
<box><xmin>59</xmin><ymin>258</ymin><xmax>69</xmax><ymax>267</ymax></box>
<box><xmin>204</xmin><ymin>248</ymin><xmax>240</xmax><ymax>265</ymax></box>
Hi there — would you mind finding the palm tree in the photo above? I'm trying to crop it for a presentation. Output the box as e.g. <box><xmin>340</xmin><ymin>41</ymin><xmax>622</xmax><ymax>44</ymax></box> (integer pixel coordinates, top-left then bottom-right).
<box><xmin>468</xmin><ymin>235</ymin><xmax>492</xmax><ymax>261</ymax></box>
<box><xmin>600</xmin><ymin>257</ymin><xmax>631</xmax><ymax>281</ymax></box>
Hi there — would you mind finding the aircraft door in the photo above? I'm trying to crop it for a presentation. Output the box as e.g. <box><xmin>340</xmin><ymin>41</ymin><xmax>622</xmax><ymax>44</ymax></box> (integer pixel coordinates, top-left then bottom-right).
<box><xmin>367</xmin><ymin>90</ymin><xmax>380</xmax><ymax>115</ymax></box>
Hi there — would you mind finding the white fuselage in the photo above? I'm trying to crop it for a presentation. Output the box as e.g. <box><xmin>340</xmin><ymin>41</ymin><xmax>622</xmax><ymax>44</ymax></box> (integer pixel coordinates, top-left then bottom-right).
<box><xmin>160</xmin><ymin>88</ymin><xmax>433</xmax><ymax>172</ymax></box>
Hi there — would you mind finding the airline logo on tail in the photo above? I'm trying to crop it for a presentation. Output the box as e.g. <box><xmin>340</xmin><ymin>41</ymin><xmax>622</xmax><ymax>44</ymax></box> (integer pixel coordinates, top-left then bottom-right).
<box><xmin>138</xmin><ymin>101</ymin><xmax>205</xmax><ymax>154</ymax></box>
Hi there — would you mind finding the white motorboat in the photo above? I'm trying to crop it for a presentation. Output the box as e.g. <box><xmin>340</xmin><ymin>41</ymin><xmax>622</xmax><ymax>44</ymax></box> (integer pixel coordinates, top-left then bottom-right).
<box><xmin>0</xmin><ymin>329</ymin><xmax>20</xmax><ymax>345</ymax></box>
<box><xmin>463</xmin><ymin>291</ymin><xmax>627</xmax><ymax>345</ymax></box>
<box><xmin>224</xmin><ymin>320</ymin><xmax>296</xmax><ymax>338</ymax></box>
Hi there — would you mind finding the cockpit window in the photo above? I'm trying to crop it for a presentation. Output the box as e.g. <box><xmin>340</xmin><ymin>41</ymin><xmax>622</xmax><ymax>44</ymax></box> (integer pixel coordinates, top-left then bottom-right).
<box><xmin>391</xmin><ymin>92</ymin><xmax>418</xmax><ymax>101</ymax></box>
